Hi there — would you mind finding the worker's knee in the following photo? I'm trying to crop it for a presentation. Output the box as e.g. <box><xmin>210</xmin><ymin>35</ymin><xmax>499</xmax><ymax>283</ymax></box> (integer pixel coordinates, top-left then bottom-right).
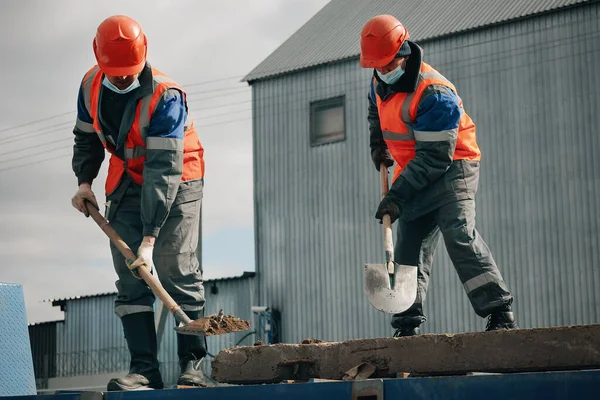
<box><xmin>154</xmin><ymin>250</ymin><xmax>202</xmax><ymax>280</ymax></box>
<box><xmin>115</xmin><ymin>304</ymin><xmax>155</xmax><ymax>318</ymax></box>
<box><xmin>442</xmin><ymin>224</ymin><xmax>476</xmax><ymax>250</ymax></box>
<box><xmin>155</xmin><ymin>199</ymin><xmax>201</xmax><ymax>255</ymax></box>
<box><xmin>436</xmin><ymin>200</ymin><xmax>478</xmax><ymax>245</ymax></box>
<box><xmin>153</xmin><ymin>251</ymin><xmax>205</xmax><ymax>307</ymax></box>
<box><xmin>114</xmin><ymin>279</ymin><xmax>155</xmax><ymax>318</ymax></box>
<box><xmin>166</xmin><ymin>278</ymin><xmax>205</xmax><ymax>310</ymax></box>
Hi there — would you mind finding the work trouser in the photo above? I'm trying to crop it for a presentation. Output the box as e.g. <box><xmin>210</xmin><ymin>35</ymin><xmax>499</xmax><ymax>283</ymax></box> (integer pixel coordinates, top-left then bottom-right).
<box><xmin>391</xmin><ymin>198</ymin><xmax>513</xmax><ymax>326</ymax></box>
<box><xmin>105</xmin><ymin>178</ymin><xmax>205</xmax><ymax>318</ymax></box>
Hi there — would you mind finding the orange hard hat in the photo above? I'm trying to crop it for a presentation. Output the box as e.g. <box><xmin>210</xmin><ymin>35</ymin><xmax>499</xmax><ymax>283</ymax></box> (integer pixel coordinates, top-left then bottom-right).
<box><xmin>93</xmin><ymin>15</ymin><xmax>147</xmax><ymax>76</ymax></box>
<box><xmin>360</xmin><ymin>15</ymin><xmax>410</xmax><ymax>68</ymax></box>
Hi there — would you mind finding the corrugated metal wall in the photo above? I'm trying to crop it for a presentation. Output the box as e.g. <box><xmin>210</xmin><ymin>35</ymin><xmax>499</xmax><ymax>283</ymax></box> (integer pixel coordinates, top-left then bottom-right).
<box><xmin>55</xmin><ymin>293</ymin><xmax>128</xmax><ymax>378</ymax></box>
<box><xmin>252</xmin><ymin>2</ymin><xmax>600</xmax><ymax>342</ymax></box>
<box><xmin>42</xmin><ymin>275</ymin><xmax>254</xmax><ymax>386</ymax></box>
<box><xmin>28</xmin><ymin>321</ymin><xmax>58</xmax><ymax>388</ymax></box>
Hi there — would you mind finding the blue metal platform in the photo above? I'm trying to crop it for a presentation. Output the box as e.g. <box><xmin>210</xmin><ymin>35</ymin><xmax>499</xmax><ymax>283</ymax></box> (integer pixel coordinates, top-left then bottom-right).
<box><xmin>4</xmin><ymin>369</ymin><xmax>600</xmax><ymax>399</ymax></box>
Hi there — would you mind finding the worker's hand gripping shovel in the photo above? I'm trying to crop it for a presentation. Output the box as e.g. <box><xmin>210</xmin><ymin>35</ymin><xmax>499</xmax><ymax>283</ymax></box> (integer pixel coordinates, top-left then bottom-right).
<box><xmin>83</xmin><ymin>201</ymin><xmax>249</xmax><ymax>336</ymax></box>
<box><xmin>363</xmin><ymin>164</ymin><xmax>418</xmax><ymax>314</ymax></box>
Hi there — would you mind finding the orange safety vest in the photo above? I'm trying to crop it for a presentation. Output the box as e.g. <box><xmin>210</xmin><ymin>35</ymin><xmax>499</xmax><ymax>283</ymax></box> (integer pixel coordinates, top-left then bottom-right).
<box><xmin>81</xmin><ymin>65</ymin><xmax>205</xmax><ymax>195</ymax></box>
<box><xmin>375</xmin><ymin>62</ymin><xmax>481</xmax><ymax>182</ymax></box>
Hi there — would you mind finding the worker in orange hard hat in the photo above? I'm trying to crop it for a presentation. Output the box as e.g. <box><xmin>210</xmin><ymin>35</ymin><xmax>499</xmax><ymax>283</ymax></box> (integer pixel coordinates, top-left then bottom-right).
<box><xmin>360</xmin><ymin>15</ymin><xmax>517</xmax><ymax>336</ymax></box>
<box><xmin>70</xmin><ymin>15</ymin><xmax>211</xmax><ymax>391</ymax></box>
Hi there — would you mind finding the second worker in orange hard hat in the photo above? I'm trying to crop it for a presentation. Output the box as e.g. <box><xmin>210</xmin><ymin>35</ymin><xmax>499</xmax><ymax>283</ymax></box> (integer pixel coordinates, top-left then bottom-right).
<box><xmin>360</xmin><ymin>15</ymin><xmax>518</xmax><ymax>336</ymax></box>
<box><xmin>70</xmin><ymin>15</ymin><xmax>210</xmax><ymax>391</ymax></box>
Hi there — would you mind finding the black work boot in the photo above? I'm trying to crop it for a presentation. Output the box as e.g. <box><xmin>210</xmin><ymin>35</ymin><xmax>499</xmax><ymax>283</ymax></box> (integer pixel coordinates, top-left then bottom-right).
<box><xmin>393</xmin><ymin>326</ymin><xmax>420</xmax><ymax>337</ymax></box>
<box><xmin>176</xmin><ymin>310</ymin><xmax>213</xmax><ymax>387</ymax></box>
<box><xmin>486</xmin><ymin>304</ymin><xmax>518</xmax><ymax>331</ymax></box>
<box><xmin>107</xmin><ymin>312</ymin><xmax>163</xmax><ymax>391</ymax></box>
<box><xmin>391</xmin><ymin>311</ymin><xmax>425</xmax><ymax>337</ymax></box>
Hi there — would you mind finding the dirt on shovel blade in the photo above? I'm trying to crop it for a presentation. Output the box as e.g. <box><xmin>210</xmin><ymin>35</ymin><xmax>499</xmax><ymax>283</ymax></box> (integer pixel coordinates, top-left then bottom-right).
<box><xmin>178</xmin><ymin>314</ymin><xmax>250</xmax><ymax>336</ymax></box>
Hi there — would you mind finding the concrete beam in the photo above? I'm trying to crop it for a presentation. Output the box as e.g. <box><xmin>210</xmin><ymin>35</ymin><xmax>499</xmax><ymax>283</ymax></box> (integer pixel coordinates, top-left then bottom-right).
<box><xmin>211</xmin><ymin>324</ymin><xmax>600</xmax><ymax>384</ymax></box>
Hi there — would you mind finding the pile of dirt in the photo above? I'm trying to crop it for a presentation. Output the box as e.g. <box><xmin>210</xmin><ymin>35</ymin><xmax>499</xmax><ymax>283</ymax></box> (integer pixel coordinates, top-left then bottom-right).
<box><xmin>178</xmin><ymin>314</ymin><xmax>250</xmax><ymax>336</ymax></box>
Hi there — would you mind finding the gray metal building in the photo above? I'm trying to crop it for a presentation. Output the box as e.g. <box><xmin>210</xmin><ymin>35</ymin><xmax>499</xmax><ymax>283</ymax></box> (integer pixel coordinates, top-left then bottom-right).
<box><xmin>243</xmin><ymin>0</ymin><xmax>600</xmax><ymax>342</ymax></box>
<box><xmin>29</xmin><ymin>272</ymin><xmax>256</xmax><ymax>391</ymax></box>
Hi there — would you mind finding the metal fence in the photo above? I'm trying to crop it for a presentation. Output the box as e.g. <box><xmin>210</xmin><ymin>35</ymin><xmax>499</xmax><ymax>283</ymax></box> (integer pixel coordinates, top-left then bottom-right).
<box><xmin>54</xmin><ymin>347</ymin><xmax>129</xmax><ymax>377</ymax></box>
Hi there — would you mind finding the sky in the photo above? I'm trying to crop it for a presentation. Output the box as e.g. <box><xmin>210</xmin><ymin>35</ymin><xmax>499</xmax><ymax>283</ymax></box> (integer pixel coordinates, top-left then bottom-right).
<box><xmin>0</xmin><ymin>0</ymin><xmax>331</xmax><ymax>324</ymax></box>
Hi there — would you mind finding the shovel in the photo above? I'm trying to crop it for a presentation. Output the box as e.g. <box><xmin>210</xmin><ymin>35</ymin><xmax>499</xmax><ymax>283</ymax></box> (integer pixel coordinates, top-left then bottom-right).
<box><xmin>84</xmin><ymin>201</ymin><xmax>249</xmax><ymax>336</ymax></box>
<box><xmin>363</xmin><ymin>164</ymin><xmax>418</xmax><ymax>314</ymax></box>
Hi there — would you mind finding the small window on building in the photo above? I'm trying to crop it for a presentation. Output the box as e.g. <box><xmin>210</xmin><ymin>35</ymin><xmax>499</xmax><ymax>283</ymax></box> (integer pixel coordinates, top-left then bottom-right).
<box><xmin>310</xmin><ymin>95</ymin><xmax>345</xmax><ymax>146</ymax></box>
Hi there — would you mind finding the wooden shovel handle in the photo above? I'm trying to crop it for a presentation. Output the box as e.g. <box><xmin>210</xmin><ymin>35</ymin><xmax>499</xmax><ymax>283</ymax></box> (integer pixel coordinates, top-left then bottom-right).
<box><xmin>85</xmin><ymin>201</ymin><xmax>191</xmax><ymax>324</ymax></box>
<box><xmin>380</xmin><ymin>164</ymin><xmax>395</xmax><ymax>274</ymax></box>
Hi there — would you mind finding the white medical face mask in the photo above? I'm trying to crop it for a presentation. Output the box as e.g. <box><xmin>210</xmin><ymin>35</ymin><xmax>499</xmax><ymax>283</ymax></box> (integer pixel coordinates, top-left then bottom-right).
<box><xmin>102</xmin><ymin>77</ymin><xmax>141</xmax><ymax>94</ymax></box>
<box><xmin>377</xmin><ymin>63</ymin><xmax>405</xmax><ymax>85</ymax></box>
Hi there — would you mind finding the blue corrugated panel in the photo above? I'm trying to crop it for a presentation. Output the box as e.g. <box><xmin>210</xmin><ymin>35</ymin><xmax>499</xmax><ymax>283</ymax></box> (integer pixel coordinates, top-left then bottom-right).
<box><xmin>0</xmin><ymin>282</ymin><xmax>37</xmax><ymax>396</ymax></box>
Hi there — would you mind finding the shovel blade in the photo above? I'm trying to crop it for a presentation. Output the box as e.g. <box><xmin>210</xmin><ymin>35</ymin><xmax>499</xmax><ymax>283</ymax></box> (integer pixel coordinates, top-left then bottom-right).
<box><xmin>364</xmin><ymin>263</ymin><xmax>418</xmax><ymax>314</ymax></box>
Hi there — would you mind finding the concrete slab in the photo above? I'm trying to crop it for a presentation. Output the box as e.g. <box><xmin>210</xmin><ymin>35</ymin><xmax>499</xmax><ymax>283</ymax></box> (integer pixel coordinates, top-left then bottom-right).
<box><xmin>211</xmin><ymin>324</ymin><xmax>600</xmax><ymax>384</ymax></box>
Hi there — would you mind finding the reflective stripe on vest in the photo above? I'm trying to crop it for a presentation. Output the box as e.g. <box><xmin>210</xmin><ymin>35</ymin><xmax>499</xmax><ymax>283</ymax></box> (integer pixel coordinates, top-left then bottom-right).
<box><xmin>81</xmin><ymin>66</ymin><xmax>116</xmax><ymax>152</ymax></box>
<box><xmin>75</xmin><ymin>118</ymin><xmax>95</xmax><ymax>133</ymax></box>
<box><xmin>125</xmin><ymin>147</ymin><xmax>146</xmax><ymax>159</ymax></box>
<box><xmin>79</xmin><ymin>64</ymin><xmax>205</xmax><ymax>195</ymax></box>
<box><xmin>81</xmin><ymin>66</ymin><xmax>99</xmax><ymax>118</ymax></box>
<box><xmin>375</xmin><ymin>62</ymin><xmax>480</xmax><ymax>182</ymax></box>
<box><xmin>75</xmin><ymin>66</ymin><xmax>100</xmax><ymax>135</ymax></box>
